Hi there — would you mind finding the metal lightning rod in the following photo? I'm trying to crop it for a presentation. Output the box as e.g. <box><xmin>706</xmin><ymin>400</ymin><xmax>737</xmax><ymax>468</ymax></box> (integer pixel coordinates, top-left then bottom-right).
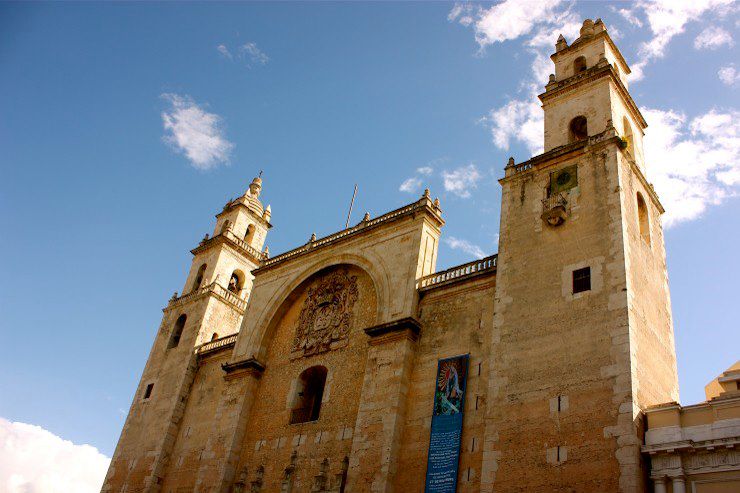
<box><xmin>345</xmin><ymin>184</ymin><xmax>358</xmax><ymax>229</ymax></box>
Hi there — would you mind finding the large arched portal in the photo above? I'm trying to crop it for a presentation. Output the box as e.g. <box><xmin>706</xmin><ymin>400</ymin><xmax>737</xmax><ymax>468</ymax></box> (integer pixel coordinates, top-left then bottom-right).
<box><xmin>234</xmin><ymin>264</ymin><xmax>378</xmax><ymax>490</ymax></box>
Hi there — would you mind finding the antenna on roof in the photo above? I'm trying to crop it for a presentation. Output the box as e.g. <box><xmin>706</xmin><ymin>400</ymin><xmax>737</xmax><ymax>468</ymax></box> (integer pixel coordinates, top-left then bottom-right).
<box><xmin>345</xmin><ymin>184</ymin><xmax>358</xmax><ymax>229</ymax></box>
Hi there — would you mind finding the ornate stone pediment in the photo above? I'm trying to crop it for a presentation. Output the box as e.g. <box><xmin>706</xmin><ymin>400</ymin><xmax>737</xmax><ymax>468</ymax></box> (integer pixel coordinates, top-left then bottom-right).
<box><xmin>291</xmin><ymin>269</ymin><xmax>359</xmax><ymax>357</ymax></box>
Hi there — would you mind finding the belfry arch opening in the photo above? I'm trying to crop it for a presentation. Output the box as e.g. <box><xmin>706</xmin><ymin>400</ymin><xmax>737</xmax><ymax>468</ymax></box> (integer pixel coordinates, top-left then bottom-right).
<box><xmin>573</xmin><ymin>56</ymin><xmax>587</xmax><ymax>74</ymax></box>
<box><xmin>192</xmin><ymin>264</ymin><xmax>207</xmax><ymax>292</ymax></box>
<box><xmin>623</xmin><ymin>116</ymin><xmax>635</xmax><ymax>155</ymax></box>
<box><xmin>244</xmin><ymin>224</ymin><xmax>256</xmax><ymax>245</ymax></box>
<box><xmin>228</xmin><ymin>270</ymin><xmax>244</xmax><ymax>295</ymax></box>
<box><xmin>290</xmin><ymin>366</ymin><xmax>328</xmax><ymax>424</ymax></box>
<box><xmin>569</xmin><ymin>116</ymin><xmax>588</xmax><ymax>142</ymax></box>
<box><xmin>168</xmin><ymin>314</ymin><xmax>186</xmax><ymax>349</ymax></box>
<box><xmin>637</xmin><ymin>192</ymin><xmax>650</xmax><ymax>244</ymax></box>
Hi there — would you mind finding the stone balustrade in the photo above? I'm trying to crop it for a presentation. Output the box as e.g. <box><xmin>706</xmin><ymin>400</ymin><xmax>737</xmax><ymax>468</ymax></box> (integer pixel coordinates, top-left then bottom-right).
<box><xmin>165</xmin><ymin>281</ymin><xmax>247</xmax><ymax>313</ymax></box>
<box><xmin>196</xmin><ymin>334</ymin><xmax>238</xmax><ymax>356</ymax></box>
<box><xmin>417</xmin><ymin>255</ymin><xmax>497</xmax><ymax>291</ymax></box>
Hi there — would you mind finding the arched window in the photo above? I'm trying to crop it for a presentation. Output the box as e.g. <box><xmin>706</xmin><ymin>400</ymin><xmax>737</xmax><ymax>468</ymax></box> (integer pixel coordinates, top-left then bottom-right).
<box><xmin>228</xmin><ymin>270</ymin><xmax>244</xmax><ymax>294</ymax></box>
<box><xmin>622</xmin><ymin>116</ymin><xmax>634</xmax><ymax>155</ymax></box>
<box><xmin>637</xmin><ymin>192</ymin><xmax>650</xmax><ymax>244</ymax></box>
<box><xmin>192</xmin><ymin>264</ymin><xmax>207</xmax><ymax>292</ymax></box>
<box><xmin>290</xmin><ymin>366</ymin><xmax>328</xmax><ymax>424</ymax></box>
<box><xmin>244</xmin><ymin>224</ymin><xmax>256</xmax><ymax>245</ymax></box>
<box><xmin>169</xmin><ymin>314</ymin><xmax>187</xmax><ymax>349</ymax></box>
<box><xmin>211</xmin><ymin>332</ymin><xmax>219</xmax><ymax>341</ymax></box>
<box><xmin>220</xmin><ymin>220</ymin><xmax>231</xmax><ymax>234</ymax></box>
<box><xmin>569</xmin><ymin>116</ymin><xmax>588</xmax><ymax>142</ymax></box>
<box><xmin>573</xmin><ymin>56</ymin><xmax>587</xmax><ymax>74</ymax></box>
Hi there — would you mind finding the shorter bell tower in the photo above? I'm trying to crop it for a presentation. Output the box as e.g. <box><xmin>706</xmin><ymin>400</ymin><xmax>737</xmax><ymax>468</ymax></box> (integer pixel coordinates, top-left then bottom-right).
<box><xmin>102</xmin><ymin>174</ymin><xmax>272</xmax><ymax>492</ymax></box>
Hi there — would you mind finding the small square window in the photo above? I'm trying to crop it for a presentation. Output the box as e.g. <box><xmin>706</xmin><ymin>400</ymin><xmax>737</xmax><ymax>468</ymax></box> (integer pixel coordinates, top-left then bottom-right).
<box><xmin>572</xmin><ymin>267</ymin><xmax>591</xmax><ymax>294</ymax></box>
<box><xmin>143</xmin><ymin>383</ymin><xmax>154</xmax><ymax>400</ymax></box>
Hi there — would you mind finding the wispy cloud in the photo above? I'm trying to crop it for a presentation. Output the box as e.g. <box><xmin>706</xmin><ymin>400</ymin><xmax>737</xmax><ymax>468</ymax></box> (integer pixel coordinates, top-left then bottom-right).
<box><xmin>217</xmin><ymin>41</ymin><xmax>270</xmax><ymax>67</ymax></box>
<box><xmin>161</xmin><ymin>93</ymin><xmax>234</xmax><ymax>170</ymax></box>
<box><xmin>450</xmin><ymin>0</ymin><xmax>580</xmax><ymax>156</ymax></box>
<box><xmin>694</xmin><ymin>25</ymin><xmax>734</xmax><ymax>49</ymax></box>
<box><xmin>417</xmin><ymin>166</ymin><xmax>433</xmax><ymax>175</ymax></box>
<box><xmin>718</xmin><ymin>64</ymin><xmax>740</xmax><ymax>85</ymax></box>
<box><xmin>617</xmin><ymin>0</ymin><xmax>736</xmax><ymax>80</ymax></box>
<box><xmin>0</xmin><ymin>417</ymin><xmax>110</xmax><ymax>493</ymax></box>
<box><xmin>445</xmin><ymin>236</ymin><xmax>486</xmax><ymax>258</ymax></box>
<box><xmin>644</xmin><ymin>107</ymin><xmax>740</xmax><ymax>227</ymax></box>
<box><xmin>399</xmin><ymin>176</ymin><xmax>422</xmax><ymax>193</ymax></box>
<box><xmin>216</xmin><ymin>44</ymin><xmax>232</xmax><ymax>59</ymax></box>
<box><xmin>240</xmin><ymin>42</ymin><xmax>269</xmax><ymax>66</ymax></box>
<box><xmin>442</xmin><ymin>163</ymin><xmax>481</xmax><ymax>198</ymax></box>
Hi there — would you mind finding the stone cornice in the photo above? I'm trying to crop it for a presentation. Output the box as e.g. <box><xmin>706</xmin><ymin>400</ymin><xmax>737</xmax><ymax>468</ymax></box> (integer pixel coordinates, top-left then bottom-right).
<box><xmin>221</xmin><ymin>357</ymin><xmax>265</xmax><ymax>377</ymax></box>
<box><xmin>364</xmin><ymin>317</ymin><xmax>421</xmax><ymax>341</ymax></box>
<box><xmin>539</xmin><ymin>62</ymin><xmax>647</xmax><ymax>130</ymax></box>
<box><xmin>216</xmin><ymin>201</ymin><xmax>273</xmax><ymax>229</ymax></box>
<box><xmin>191</xmin><ymin>230</ymin><xmax>265</xmax><ymax>265</ymax></box>
<box><xmin>253</xmin><ymin>198</ymin><xmax>444</xmax><ymax>274</ymax></box>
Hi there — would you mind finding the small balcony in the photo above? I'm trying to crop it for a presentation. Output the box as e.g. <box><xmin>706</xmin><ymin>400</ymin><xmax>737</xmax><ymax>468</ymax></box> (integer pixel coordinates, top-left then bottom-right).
<box><xmin>541</xmin><ymin>193</ymin><xmax>568</xmax><ymax>226</ymax></box>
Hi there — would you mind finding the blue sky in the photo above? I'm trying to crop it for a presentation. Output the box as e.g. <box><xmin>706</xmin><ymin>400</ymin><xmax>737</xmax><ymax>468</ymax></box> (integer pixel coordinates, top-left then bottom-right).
<box><xmin>0</xmin><ymin>1</ymin><xmax>738</xmax><ymax>487</ymax></box>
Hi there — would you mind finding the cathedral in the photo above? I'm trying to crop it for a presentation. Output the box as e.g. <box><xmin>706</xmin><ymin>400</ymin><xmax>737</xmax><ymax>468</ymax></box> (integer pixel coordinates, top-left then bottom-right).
<box><xmin>104</xmin><ymin>19</ymin><xmax>740</xmax><ymax>493</ymax></box>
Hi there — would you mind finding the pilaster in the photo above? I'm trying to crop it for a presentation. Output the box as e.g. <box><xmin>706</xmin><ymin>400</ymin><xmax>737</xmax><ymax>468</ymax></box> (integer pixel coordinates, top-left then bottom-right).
<box><xmin>346</xmin><ymin>318</ymin><xmax>420</xmax><ymax>492</ymax></box>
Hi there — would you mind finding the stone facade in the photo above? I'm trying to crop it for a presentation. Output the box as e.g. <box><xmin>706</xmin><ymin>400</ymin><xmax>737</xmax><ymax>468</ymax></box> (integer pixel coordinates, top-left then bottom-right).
<box><xmin>643</xmin><ymin>362</ymin><xmax>740</xmax><ymax>493</ymax></box>
<box><xmin>104</xmin><ymin>19</ymin><xmax>687</xmax><ymax>493</ymax></box>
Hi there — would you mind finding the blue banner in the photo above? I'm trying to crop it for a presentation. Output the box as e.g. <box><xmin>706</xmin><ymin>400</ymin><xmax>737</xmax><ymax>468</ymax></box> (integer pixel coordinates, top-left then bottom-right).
<box><xmin>424</xmin><ymin>354</ymin><xmax>469</xmax><ymax>493</ymax></box>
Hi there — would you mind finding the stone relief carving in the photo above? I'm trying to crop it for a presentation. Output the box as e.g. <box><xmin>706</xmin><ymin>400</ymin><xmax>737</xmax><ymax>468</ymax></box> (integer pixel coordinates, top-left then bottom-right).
<box><xmin>291</xmin><ymin>269</ymin><xmax>359</xmax><ymax>357</ymax></box>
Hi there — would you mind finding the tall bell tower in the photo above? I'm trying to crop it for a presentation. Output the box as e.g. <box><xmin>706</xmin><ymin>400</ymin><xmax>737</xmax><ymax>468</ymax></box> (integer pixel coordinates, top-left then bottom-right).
<box><xmin>482</xmin><ymin>19</ymin><xmax>678</xmax><ymax>493</ymax></box>
<box><xmin>102</xmin><ymin>175</ymin><xmax>271</xmax><ymax>492</ymax></box>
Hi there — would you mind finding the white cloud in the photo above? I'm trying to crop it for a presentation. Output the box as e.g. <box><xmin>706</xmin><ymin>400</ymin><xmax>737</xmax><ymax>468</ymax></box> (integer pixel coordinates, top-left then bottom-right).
<box><xmin>481</xmin><ymin>98</ymin><xmax>544</xmax><ymax>155</ymax></box>
<box><xmin>644</xmin><ymin>107</ymin><xmax>740</xmax><ymax>227</ymax></box>
<box><xmin>216</xmin><ymin>44</ymin><xmax>232</xmax><ymax>59</ymax></box>
<box><xmin>718</xmin><ymin>64</ymin><xmax>740</xmax><ymax>85</ymax></box>
<box><xmin>694</xmin><ymin>25</ymin><xmax>734</xmax><ymax>49</ymax></box>
<box><xmin>445</xmin><ymin>236</ymin><xmax>486</xmax><ymax>258</ymax></box>
<box><xmin>161</xmin><ymin>93</ymin><xmax>234</xmax><ymax>170</ymax></box>
<box><xmin>0</xmin><ymin>417</ymin><xmax>110</xmax><ymax>493</ymax></box>
<box><xmin>240</xmin><ymin>42</ymin><xmax>269</xmax><ymax>66</ymax></box>
<box><xmin>449</xmin><ymin>0</ymin><xmax>567</xmax><ymax>49</ymax></box>
<box><xmin>417</xmin><ymin>166</ymin><xmax>433</xmax><ymax>175</ymax></box>
<box><xmin>442</xmin><ymin>164</ymin><xmax>481</xmax><ymax>198</ymax></box>
<box><xmin>619</xmin><ymin>0</ymin><xmax>735</xmax><ymax>81</ymax></box>
<box><xmin>450</xmin><ymin>1</ymin><xmax>581</xmax><ymax>157</ymax></box>
<box><xmin>399</xmin><ymin>176</ymin><xmax>422</xmax><ymax>193</ymax></box>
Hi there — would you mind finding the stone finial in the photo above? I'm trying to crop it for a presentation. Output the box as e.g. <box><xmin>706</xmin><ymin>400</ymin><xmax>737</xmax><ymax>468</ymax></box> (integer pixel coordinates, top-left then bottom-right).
<box><xmin>263</xmin><ymin>245</ymin><xmax>270</xmax><ymax>258</ymax></box>
<box><xmin>170</xmin><ymin>291</ymin><xmax>178</xmax><ymax>301</ymax></box>
<box><xmin>548</xmin><ymin>73</ymin><xmax>556</xmax><ymax>83</ymax></box>
<box><xmin>433</xmin><ymin>197</ymin><xmax>441</xmax><ymax>209</ymax></box>
<box><xmin>310</xmin><ymin>233</ymin><xmax>317</xmax><ymax>242</ymax></box>
<box><xmin>248</xmin><ymin>174</ymin><xmax>263</xmax><ymax>198</ymax></box>
<box><xmin>423</xmin><ymin>188</ymin><xmax>431</xmax><ymax>198</ymax></box>
<box><xmin>362</xmin><ymin>212</ymin><xmax>371</xmax><ymax>222</ymax></box>
<box><xmin>580</xmin><ymin>19</ymin><xmax>595</xmax><ymax>38</ymax></box>
<box><xmin>594</xmin><ymin>18</ymin><xmax>605</xmax><ymax>33</ymax></box>
<box><xmin>263</xmin><ymin>204</ymin><xmax>272</xmax><ymax>221</ymax></box>
<box><xmin>202</xmin><ymin>233</ymin><xmax>210</xmax><ymax>243</ymax></box>
<box><xmin>556</xmin><ymin>34</ymin><xmax>568</xmax><ymax>52</ymax></box>
<box><xmin>506</xmin><ymin>157</ymin><xmax>515</xmax><ymax>168</ymax></box>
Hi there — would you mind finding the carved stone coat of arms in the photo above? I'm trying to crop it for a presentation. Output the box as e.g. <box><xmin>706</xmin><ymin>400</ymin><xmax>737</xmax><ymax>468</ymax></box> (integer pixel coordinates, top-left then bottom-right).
<box><xmin>291</xmin><ymin>269</ymin><xmax>359</xmax><ymax>357</ymax></box>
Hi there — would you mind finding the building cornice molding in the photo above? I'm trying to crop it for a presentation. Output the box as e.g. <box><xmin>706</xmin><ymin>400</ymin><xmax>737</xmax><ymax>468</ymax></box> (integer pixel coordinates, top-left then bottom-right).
<box><xmin>253</xmin><ymin>198</ymin><xmax>444</xmax><ymax>274</ymax></box>
<box><xmin>539</xmin><ymin>62</ymin><xmax>647</xmax><ymax>130</ymax></box>
<box><xmin>364</xmin><ymin>317</ymin><xmax>421</xmax><ymax>345</ymax></box>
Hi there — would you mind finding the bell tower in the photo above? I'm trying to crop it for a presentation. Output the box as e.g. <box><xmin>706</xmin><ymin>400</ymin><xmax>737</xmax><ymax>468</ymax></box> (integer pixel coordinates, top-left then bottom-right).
<box><xmin>102</xmin><ymin>175</ymin><xmax>271</xmax><ymax>492</ymax></box>
<box><xmin>542</xmin><ymin>18</ymin><xmax>647</xmax><ymax>169</ymax></box>
<box><xmin>482</xmin><ymin>19</ymin><xmax>678</xmax><ymax>493</ymax></box>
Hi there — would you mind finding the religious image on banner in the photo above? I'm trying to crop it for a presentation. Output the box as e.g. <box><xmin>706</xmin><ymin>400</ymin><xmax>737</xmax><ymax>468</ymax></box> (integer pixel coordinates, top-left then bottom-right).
<box><xmin>433</xmin><ymin>357</ymin><xmax>466</xmax><ymax>416</ymax></box>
